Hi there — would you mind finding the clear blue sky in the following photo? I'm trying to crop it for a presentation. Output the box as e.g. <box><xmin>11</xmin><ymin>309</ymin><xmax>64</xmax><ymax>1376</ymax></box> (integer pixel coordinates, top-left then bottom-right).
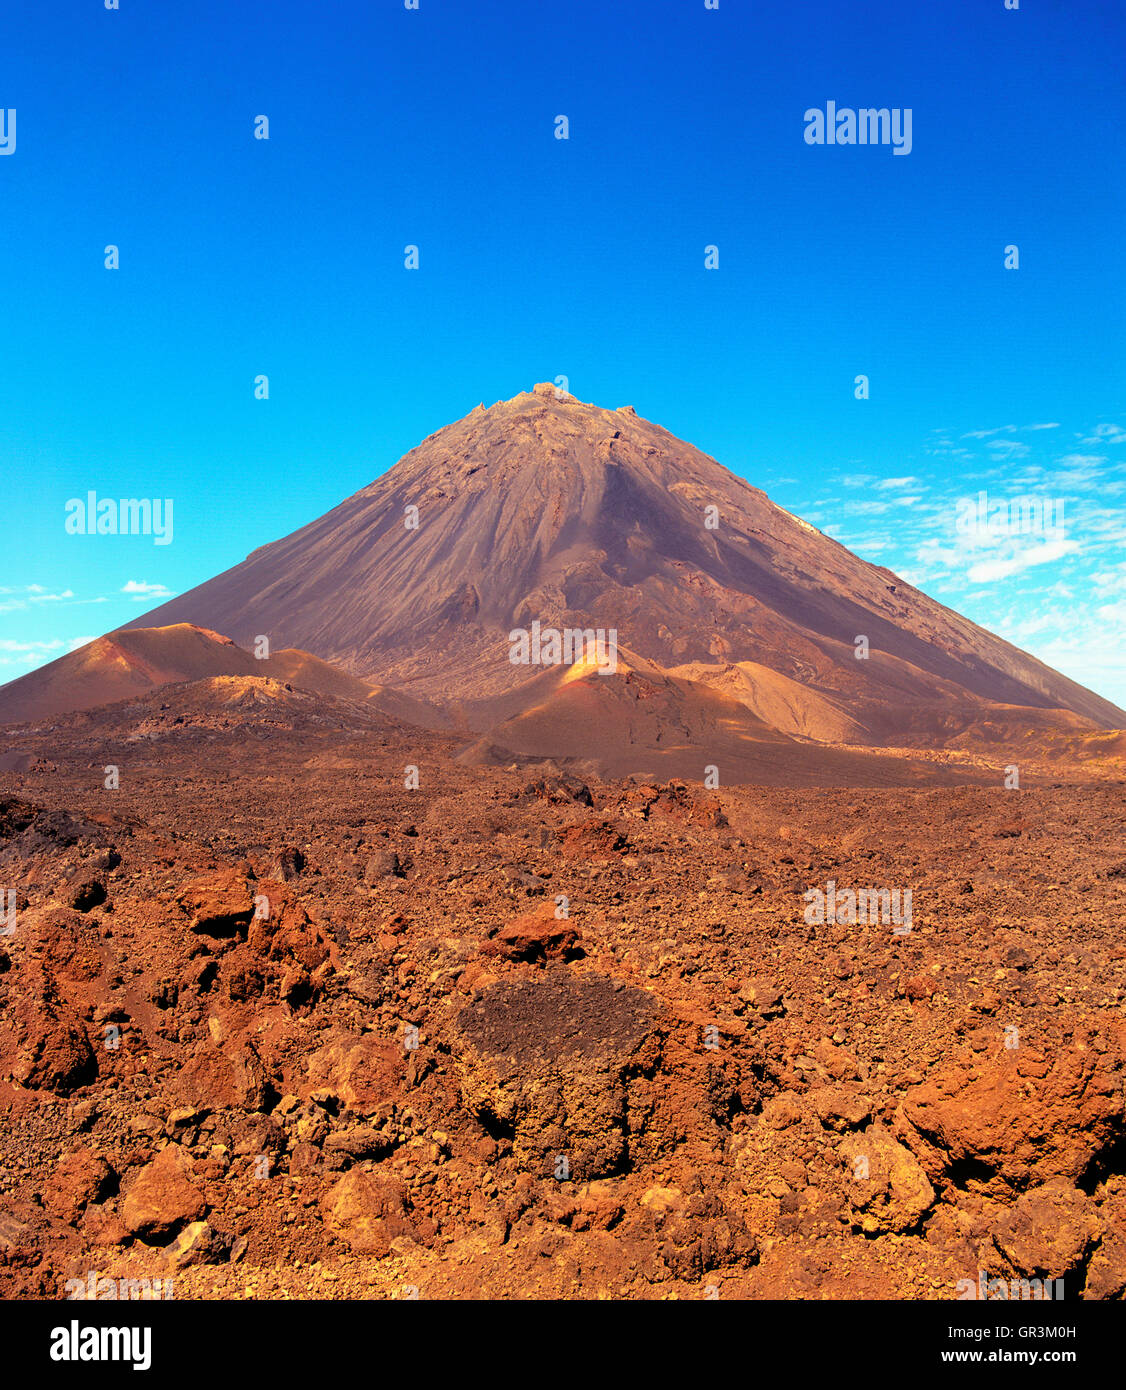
<box><xmin>2</xmin><ymin>0</ymin><xmax>1124</xmax><ymax>706</ymax></box>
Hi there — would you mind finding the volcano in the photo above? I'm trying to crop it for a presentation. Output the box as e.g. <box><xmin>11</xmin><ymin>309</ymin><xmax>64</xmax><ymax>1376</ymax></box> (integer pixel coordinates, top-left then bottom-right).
<box><xmin>122</xmin><ymin>384</ymin><xmax>1122</xmax><ymax>750</ymax></box>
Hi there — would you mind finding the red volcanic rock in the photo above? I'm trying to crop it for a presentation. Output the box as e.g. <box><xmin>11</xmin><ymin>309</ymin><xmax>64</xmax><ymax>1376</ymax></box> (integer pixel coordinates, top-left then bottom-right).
<box><xmin>177</xmin><ymin>869</ymin><xmax>255</xmax><ymax>936</ymax></box>
<box><xmin>623</xmin><ymin>781</ymin><xmax>728</xmax><ymax>829</ymax></box>
<box><xmin>163</xmin><ymin>1220</ymin><xmax>231</xmax><ymax>1269</ymax></box>
<box><xmin>4</xmin><ymin>967</ymin><xmax>96</xmax><ymax>1094</ymax></box>
<box><xmin>122</xmin><ymin>1145</ymin><xmax>207</xmax><ymax>1240</ymax></box>
<box><xmin>176</xmin><ymin>1041</ymin><xmax>272</xmax><ymax>1113</ymax></box>
<box><xmin>809</xmin><ymin>1085</ymin><xmax>871</xmax><ymax>1132</ymax></box>
<box><xmin>904</xmin><ymin>974</ymin><xmax>937</xmax><ymax>1002</ymax></box>
<box><xmin>269</xmin><ymin>902</ymin><xmax>334</xmax><ymax>976</ymax></box>
<box><xmin>839</xmin><ymin>1126</ymin><xmax>935</xmax><ymax>1234</ymax></box>
<box><xmin>761</xmin><ymin>1093</ymin><xmax>806</xmax><ymax>1130</ymax></box>
<box><xmin>363</xmin><ymin>849</ymin><xmax>404</xmax><ymax>882</ymax></box>
<box><xmin>269</xmin><ymin>846</ymin><xmax>305</xmax><ymax>881</ymax></box>
<box><xmin>299</xmin><ymin>1032</ymin><xmax>404</xmax><ymax>1114</ymax></box>
<box><xmin>1086</xmin><ymin>1190</ymin><xmax>1126</xmax><ymax>1299</ymax></box>
<box><xmin>82</xmin><ymin>1205</ymin><xmax>131</xmax><ymax>1249</ymax></box>
<box><xmin>321</xmin><ymin>1170</ymin><xmax>415</xmax><ymax>1256</ymax></box>
<box><xmin>524</xmin><ymin>775</ymin><xmax>593</xmax><ymax>807</ymax></box>
<box><xmin>44</xmin><ymin>1150</ymin><xmax>115</xmax><ymax>1220</ymax></box>
<box><xmin>485</xmin><ymin>910</ymin><xmax>583</xmax><ymax>964</ymax></box>
<box><xmin>895</xmin><ymin>1039</ymin><xmax>1125</xmax><ymax>1188</ymax></box>
<box><xmin>992</xmin><ymin>1181</ymin><xmax>1101</xmax><ymax>1275</ymax></box>
<box><xmin>739</xmin><ymin>979</ymin><xmax>785</xmax><ymax>1017</ymax></box>
<box><xmin>558</xmin><ymin>822</ymin><xmax>629</xmax><ymax>858</ymax></box>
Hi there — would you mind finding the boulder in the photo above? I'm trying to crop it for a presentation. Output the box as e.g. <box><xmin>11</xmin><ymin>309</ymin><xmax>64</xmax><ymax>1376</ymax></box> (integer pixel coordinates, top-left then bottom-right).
<box><xmin>163</xmin><ymin>1220</ymin><xmax>230</xmax><ymax>1269</ymax></box>
<box><xmin>44</xmin><ymin>1149</ymin><xmax>115</xmax><ymax>1220</ymax></box>
<box><xmin>486</xmin><ymin>910</ymin><xmax>583</xmax><ymax>964</ymax></box>
<box><xmin>122</xmin><ymin>1145</ymin><xmax>207</xmax><ymax>1240</ymax></box>
<box><xmin>896</xmin><ymin>1039</ymin><xmax>1124</xmax><ymax>1188</ymax></box>
<box><xmin>321</xmin><ymin>1169</ymin><xmax>414</xmax><ymax>1255</ymax></box>
<box><xmin>993</xmin><ymin>1181</ymin><xmax>1101</xmax><ymax>1276</ymax></box>
<box><xmin>839</xmin><ymin>1126</ymin><xmax>935</xmax><ymax>1234</ymax></box>
<box><xmin>6</xmin><ymin>973</ymin><xmax>96</xmax><ymax>1095</ymax></box>
<box><xmin>177</xmin><ymin>869</ymin><xmax>254</xmax><ymax>936</ymax></box>
<box><xmin>809</xmin><ymin>1086</ymin><xmax>871</xmax><ymax>1132</ymax></box>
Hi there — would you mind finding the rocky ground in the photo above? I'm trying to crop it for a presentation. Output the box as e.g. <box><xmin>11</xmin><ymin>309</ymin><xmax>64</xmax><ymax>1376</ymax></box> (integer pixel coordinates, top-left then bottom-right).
<box><xmin>1</xmin><ymin>706</ymin><xmax>1124</xmax><ymax>1301</ymax></box>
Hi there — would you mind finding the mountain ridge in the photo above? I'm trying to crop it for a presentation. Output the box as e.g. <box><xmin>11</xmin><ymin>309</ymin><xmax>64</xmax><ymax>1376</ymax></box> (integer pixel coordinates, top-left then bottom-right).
<box><xmin>101</xmin><ymin>382</ymin><xmax>1126</xmax><ymax>742</ymax></box>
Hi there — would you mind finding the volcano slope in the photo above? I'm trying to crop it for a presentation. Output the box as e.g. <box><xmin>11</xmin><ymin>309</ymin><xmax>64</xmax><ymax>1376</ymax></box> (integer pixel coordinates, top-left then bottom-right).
<box><xmin>0</xmin><ymin>691</ymin><xmax>1124</xmax><ymax>1302</ymax></box>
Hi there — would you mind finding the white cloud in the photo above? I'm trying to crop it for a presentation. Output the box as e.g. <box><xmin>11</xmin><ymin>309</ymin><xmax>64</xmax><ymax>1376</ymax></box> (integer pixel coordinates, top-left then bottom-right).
<box><xmin>966</xmin><ymin>538</ymin><xmax>1080</xmax><ymax>584</ymax></box>
<box><xmin>0</xmin><ymin>639</ymin><xmax>66</xmax><ymax>654</ymax></box>
<box><xmin>0</xmin><ymin>585</ymin><xmax>109</xmax><ymax>612</ymax></box>
<box><xmin>1080</xmin><ymin>423</ymin><xmax>1126</xmax><ymax>445</ymax></box>
<box><xmin>962</xmin><ymin>426</ymin><xmax>1016</xmax><ymax>440</ymax></box>
<box><xmin>0</xmin><ymin>638</ymin><xmax>68</xmax><ymax>669</ymax></box>
<box><xmin>121</xmin><ymin>580</ymin><xmax>174</xmax><ymax>600</ymax></box>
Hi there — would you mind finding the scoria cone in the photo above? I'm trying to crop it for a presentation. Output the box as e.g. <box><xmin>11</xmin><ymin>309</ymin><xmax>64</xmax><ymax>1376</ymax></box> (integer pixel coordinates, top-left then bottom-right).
<box><xmin>126</xmin><ymin>383</ymin><xmax>1124</xmax><ymax>745</ymax></box>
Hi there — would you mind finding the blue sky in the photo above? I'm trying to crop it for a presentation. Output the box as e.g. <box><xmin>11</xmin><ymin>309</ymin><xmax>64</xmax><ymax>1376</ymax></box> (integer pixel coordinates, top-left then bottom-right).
<box><xmin>2</xmin><ymin>0</ymin><xmax>1124</xmax><ymax>707</ymax></box>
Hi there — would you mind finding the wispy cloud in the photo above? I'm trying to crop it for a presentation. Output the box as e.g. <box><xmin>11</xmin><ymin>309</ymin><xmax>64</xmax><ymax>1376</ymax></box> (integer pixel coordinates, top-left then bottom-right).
<box><xmin>791</xmin><ymin>414</ymin><xmax>1126</xmax><ymax>705</ymax></box>
<box><xmin>0</xmin><ymin>637</ymin><xmax>69</xmax><ymax>669</ymax></box>
<box><xmin>1080</xmin><ymin>423</ymin><xmax>1126</xmax><ymax>446</ymax></box>
<box><xmin>966</xmin><ymin>538</ymin><xmax>1080</xmax><ymax>584</ymax></box>
<box><xmin>121</xmin><ymin>580</ymin><xmax>174</xmax><ymax>601</ymax></box>
<box><xmin>986</xmin><ymin>439</ymin><xmax>1031</xmax><ymax>459</ymax></box>
<box><xmin>962</xmin><ymin>425</ymin><xmax>1017</xmax><ymax>440</ymax></box>
<box><xmin>0</xmin><ymin>639</ymin><xmax>67</xmax><ymax>654</ymax></box>
<box><xmin>962</xmin><ymin>423</ymin><xmax>1060</xmax><ymax>440</ymax></box>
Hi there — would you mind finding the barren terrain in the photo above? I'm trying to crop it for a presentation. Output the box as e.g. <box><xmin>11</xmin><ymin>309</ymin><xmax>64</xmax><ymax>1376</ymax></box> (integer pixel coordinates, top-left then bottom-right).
<box><xmin>1</xmin><ymin>692</ymin><xmax>1123</xmax><ymax>1301</ymax></box>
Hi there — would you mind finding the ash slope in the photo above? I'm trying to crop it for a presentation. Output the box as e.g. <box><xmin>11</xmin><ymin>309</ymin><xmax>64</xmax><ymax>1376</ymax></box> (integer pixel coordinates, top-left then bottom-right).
<box><xmin>128</xmin><ymin>384</ymin><xmax>1124</xmax><ymax>743</ymax></box>
<box><xmin>0</xmin><ymin>624</ymin><xmax>449</xmax><ymax>732</ymax></box>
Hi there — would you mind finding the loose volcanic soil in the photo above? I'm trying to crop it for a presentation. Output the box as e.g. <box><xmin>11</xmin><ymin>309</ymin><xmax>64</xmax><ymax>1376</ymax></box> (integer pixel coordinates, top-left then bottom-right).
<box><xmin>0</xmin><ymin>710</ymin><xmax>1124</xmax><ymax>1301</ymax></box>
